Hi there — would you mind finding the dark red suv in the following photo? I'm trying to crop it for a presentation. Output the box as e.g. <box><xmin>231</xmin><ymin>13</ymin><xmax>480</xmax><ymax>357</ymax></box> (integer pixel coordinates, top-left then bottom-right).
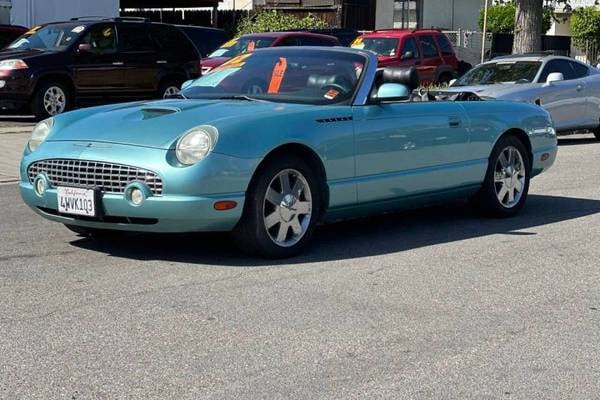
<box><xmin>351</xmin><ymin>28</ymin><xmax>458</xmax><ymax>84</ymax></box>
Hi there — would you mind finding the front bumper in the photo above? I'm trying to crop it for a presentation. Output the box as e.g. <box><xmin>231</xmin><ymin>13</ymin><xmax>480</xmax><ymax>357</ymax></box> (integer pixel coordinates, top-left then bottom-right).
<box><xmin>0</xmin><ymin>70</ymin><xmax>32</xmax><ymax>110</ymax></box>
<box><xmin>20</xmin><ymin>182</ymin><xmax>245</xmax><ymax>232</ymax></box>
<box><xmin>20</xmin><ymin>141</ymin><xmax>261</xmax><ymax>233</ymax></box>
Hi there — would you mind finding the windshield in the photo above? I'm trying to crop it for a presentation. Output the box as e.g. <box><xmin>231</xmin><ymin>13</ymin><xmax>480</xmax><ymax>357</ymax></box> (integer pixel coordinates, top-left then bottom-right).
<box><xmin>351</xmin><ymin>37</ymin><xmax>399</xmax><ymax>57</ymax></box>
<box><xmin>8</xmin><ymin>23</ymin><xmax>86</xmax><ymax>51</ymax></box>
<box><xmin>454</xmin><ymin>61</ymin><xmax>542</xmax><ymax>86</ymax></box>
<box><xmin>208</xmin><ymin>36</ymin><xmax>276</xmax><ymax>58</ymax></box>
<box><xmin>182</xmin><ymin>49</ymin><xmax>366</xmax><ymax>105</ymax></box>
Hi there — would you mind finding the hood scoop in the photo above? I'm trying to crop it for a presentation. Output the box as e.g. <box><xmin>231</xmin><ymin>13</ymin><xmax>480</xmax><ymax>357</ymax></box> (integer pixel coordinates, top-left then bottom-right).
<box><xmin>140</xmin><ymin>107</ymin><xmax>181</xmax><ymax>120</ymax></box>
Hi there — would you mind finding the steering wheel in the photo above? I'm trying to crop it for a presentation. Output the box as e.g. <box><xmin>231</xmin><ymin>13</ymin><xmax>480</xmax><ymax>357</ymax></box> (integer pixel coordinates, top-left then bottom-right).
<box><xmin>320</xmin><ymin>83</ymin><xmax>350</xmax><ymax>97</ymax></box>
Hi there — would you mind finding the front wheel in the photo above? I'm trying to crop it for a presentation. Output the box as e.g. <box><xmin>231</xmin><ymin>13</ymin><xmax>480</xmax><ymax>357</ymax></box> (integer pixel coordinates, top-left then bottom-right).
<box><xmin>233</xmin><ymin>155</ymin><xmax>321</xmax><ymax>258</ymax></box>
<box><xmin>475</xmin><ymin>135</ymin><xmax>531</xmax><ymax>217</ymax></box>
<box><xmin>32</xmin><ymin>81</ymin><xmax>72</xmax><ymax>119</ymax></box>
<box><xmin>159</xmin><ymin>80</ymin><xmax>182</xmax><ymax>99</ymax></box>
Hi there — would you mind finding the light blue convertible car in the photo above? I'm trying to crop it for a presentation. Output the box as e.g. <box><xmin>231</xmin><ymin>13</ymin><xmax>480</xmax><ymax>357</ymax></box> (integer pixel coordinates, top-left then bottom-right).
<box><xmin>20</xmin><ymin>47</ymin><xmax>557</xmax><ymax>258</ymax></box>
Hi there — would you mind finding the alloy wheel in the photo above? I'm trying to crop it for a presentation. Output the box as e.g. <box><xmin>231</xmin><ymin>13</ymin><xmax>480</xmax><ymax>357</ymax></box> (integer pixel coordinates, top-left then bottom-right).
<box><xmin>262</xmin><ymin>169</ymin><xmax>313</xmax><ymax>248</ymax></box>
<box><xmin>163</xmin><ymin>86</ymin><xmax>180</xmax><ymax>98</ymax></box>
<box><xmin>494</xmin><ymin>146</ymin><xmax>526</xmax><ymax>208</ymax></box>
<box><xmin>43</xmin><ymin>86</ymin><xmax>67</xmax><ymax>115</ymax></box>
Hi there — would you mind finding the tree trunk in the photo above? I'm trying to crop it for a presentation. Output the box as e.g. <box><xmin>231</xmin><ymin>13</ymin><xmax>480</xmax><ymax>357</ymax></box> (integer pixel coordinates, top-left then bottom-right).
<box><xmin>513</xmin><ymin>0</ymin><xmax>543</xmax><ymax>54</ymax></box>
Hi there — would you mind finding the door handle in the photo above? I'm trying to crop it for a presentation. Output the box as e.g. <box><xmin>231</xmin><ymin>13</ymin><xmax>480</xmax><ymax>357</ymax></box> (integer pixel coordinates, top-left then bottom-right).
<box><xmin>156</xmin><ymin>60</ymin><xmax>167</xmax><ymax>64</ymax></box>
<box><xmin>576</xmin><ymin>84</ymin><xmax>584</xmax><ymax>91</ymax></box>
<box><xmin>112</xmin><ymin>62</ymin><xmax>124</xmax><ymax>66</ymax></box>
<box><xmin>448</xmin><ymin>116</ymin><xmax>461</xmax><ymax>127</ymax></box>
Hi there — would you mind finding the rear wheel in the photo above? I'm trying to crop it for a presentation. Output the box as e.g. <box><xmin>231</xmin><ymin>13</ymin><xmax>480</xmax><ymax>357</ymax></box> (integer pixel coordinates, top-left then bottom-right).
<box><xmin>233</xmin><ymin>155</ymin><xmax>320</xmax><ymax>258</ymax></box>
<box><xmin>475</xmin><ymin>135</ymin><xmax>531</xmax><ymax>217</ymax></box>
<box><xmin>32</xmin><ymin>81</ymin><xmax>72</xmax><ymax>119</ymax></box>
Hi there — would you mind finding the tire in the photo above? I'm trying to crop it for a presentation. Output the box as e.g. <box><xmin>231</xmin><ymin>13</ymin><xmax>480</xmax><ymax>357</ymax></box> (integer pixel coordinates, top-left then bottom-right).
<box><xmin>233</xmin><ymin>154</ymin><xmax>321</xmax><ymax>258</ymax></box>
<box><xmin>475</xmin><ymin>135</ymin><xmax>531</xmax><ymax>217</ymax></box>
<box><xmin>31</xmin><ymin>80</ymin><xmax>72</xmax><ymax>119</ymax></box>
<box><xmin>64</xmin><ymin>224</ymin><xmax>115</xmax><ymax>239</ymax></box>
<box><xmin>158</xmin><ymin>79</ymin><xmax>182</xmax><ymax>99</ymax></box>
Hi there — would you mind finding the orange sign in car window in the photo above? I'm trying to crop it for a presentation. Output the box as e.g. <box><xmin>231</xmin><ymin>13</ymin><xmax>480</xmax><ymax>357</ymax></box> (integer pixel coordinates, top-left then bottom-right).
<box><xmin>268</xmin><ymin>57</ymin><xmax>288</xmax><ymax>94</ymax></box>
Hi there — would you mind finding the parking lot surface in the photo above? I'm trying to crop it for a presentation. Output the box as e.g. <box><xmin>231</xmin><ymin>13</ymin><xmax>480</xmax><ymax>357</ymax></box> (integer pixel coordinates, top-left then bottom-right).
<box><xmin>1</xmin><ymin>131</ymin><xmax>599</xmax><ymax>399</ymax></box>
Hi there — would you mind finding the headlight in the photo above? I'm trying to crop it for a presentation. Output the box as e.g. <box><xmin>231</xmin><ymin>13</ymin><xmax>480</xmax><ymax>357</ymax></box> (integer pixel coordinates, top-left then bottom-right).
<box><xmin>175</xmin><ymin>125</ymin><xmax>218</xmax><ymax>165</ymax></box>
<box><xmin>28</xmin><ymin>118</ymin><xmax>54</xmax><ymax>152</ymax></box>
<box><xmin>0</xmin><ymin>59</ymin><xmax>28</xmax><ymax>70</ymax></box>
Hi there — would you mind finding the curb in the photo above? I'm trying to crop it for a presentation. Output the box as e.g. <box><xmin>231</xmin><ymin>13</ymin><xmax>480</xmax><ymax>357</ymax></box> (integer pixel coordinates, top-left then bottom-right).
<box><xmin>0</xmin><ymin>127</ymin><xmax>32</xmax><ymax>135</ymax></box>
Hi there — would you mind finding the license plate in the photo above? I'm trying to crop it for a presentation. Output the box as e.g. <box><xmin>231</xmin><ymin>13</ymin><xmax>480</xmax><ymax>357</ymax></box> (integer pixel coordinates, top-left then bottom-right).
<box><xmin>57</xmin><ymin>187</ymin><xmax>96</xmax><ymax>217</ymax></box>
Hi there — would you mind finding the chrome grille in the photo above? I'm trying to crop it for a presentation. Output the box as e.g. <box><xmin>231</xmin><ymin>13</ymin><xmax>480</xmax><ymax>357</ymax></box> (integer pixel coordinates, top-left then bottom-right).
<box><xmin>28</xmin><ymin>159</ymin><xmax>163</xmax><ymax>196</ymax></box>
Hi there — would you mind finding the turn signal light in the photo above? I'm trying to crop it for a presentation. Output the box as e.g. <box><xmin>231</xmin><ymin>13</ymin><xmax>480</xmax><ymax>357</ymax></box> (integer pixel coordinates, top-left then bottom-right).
<box><xmin>214</xmin><ymin>201</ymin><xmax>237</xmax><ymax>211</ymax></box>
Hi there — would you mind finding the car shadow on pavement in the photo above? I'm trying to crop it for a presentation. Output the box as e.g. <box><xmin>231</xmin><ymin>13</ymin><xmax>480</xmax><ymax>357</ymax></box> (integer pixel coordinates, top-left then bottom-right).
<box><xmin>558</xmin><ymin>136</ymin><xmax>599</xmax><ymax>146</ymax></box>
<box><xmin>69</xmin><ymin>194</ymin><xmax>600</xmax><ymax>267</ymax></box>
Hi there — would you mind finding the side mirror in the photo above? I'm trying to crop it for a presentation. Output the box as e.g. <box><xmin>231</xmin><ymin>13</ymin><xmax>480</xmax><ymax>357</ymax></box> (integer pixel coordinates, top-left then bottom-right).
<box><xmin>401</xmin><ymin>51</ymin><xmax>413</xmax><ymax>60</ymax></box>
<box><xmin>181</xmin><ymin>80</ymin><xmax>194</xmax><ymax>90</ymax></box>
<box><xmin>449</xmin><ymin>78</ymin><xmax>457</xmax><ymax>86</ymax></box>
<box><xmin>372</xmin><ymin>83</ymin><xmax>410</xmax><ymax>103</ymax></box>
<box><xmin>77</xmin><ymin>43</ymin><xmax>92</xmax><ymax>54</ymax></box>
<box><xmin>545</xmin><ymin>72</ymin><xmax>564</xmax><ymax>86</ymax></box>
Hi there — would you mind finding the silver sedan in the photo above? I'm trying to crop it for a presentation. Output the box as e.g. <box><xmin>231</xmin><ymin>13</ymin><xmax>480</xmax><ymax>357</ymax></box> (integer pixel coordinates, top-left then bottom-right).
<box><xmin>446</xmin><ymin>54</ymin><xmax>600</xmax><ymax>140</ymax></box>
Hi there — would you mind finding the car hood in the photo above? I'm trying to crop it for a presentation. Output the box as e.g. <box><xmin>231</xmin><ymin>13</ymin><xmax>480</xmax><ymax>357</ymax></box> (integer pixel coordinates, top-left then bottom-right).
<box><xmin>0</xmin><ymin>48</ymin><xmax>53</xmax><ymax>61</ymax></box>
<box><xmin>444</xmin><ymin>83</ymin><xmax>538</xmax><ymax>98</ymax></box>
<box><xmin>47</xmin><ymin>99</ymin><xmax>308</xmax><ymax>149</ymax></box>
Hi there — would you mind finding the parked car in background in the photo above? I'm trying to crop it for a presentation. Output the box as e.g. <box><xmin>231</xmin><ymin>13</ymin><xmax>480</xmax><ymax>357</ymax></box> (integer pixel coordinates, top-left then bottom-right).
<box><xmin>176</xmin><ymin>25</ymin><xmax>229</xmax><ymax>58</ymax></box>
<box><xmin>0</xmin><ymin>17</ymin><xmax>201</xmax><ymax>119</ymax></box>
<box><xmin>446</xmin><ymin>54</ymin><xmax>600</xmax><ymax>140</ymax></box>
<box><xmin>20</xmin><ymin>47</ymin><xmax>557</xmax><ymax>258</ymax></box>
<box><xmin>201</xmin><ymin>31</ymin><xmax>340</xmax><ymax>74</ymax></box>
<box><xmin>351</xmin><ymin>28</ymin><xmax>458</xmax><ymax>84</ymax></box>
<box><xmin>0</xmin><ymin>25</ymin><xmax>28</xmax><ymax>49</ymax></box>
<box><xmin>293</xmin><ymin>28</ymin><xmax>360</xmax><ymax>47</ymax></box>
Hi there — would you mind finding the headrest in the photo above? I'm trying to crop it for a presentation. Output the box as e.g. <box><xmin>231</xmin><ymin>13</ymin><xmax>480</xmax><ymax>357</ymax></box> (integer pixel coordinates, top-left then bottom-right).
<box><xmin>307</xmin><ymin>74</ymin><xmax>337</xmax><ymax>87</ymax></box>
<box><xmin>382</xmin><ymin>67</ymin><xmax>419</xmax><ymax>91</ymax></box>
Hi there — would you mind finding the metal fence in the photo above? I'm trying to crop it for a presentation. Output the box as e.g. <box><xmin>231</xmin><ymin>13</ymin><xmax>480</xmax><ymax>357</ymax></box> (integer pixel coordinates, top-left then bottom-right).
<box><xmin>571</xmin><ymin>40</ymin><xmax>599</xmax><ymax>65</ymax></box>
<box><xmin>443</xmin><ymin>30</ymin><xmax>493</xmax><ymax>66</ymax></box>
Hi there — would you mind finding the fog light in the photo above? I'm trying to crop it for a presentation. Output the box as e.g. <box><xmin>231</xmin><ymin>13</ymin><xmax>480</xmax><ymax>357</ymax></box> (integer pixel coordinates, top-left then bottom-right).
<box><xmin>35</xmin><ymin>178</ymin><xmax>46</xmax><ymax>195</ymax></box>
<box><xmin>130</xmin><ymin>188</ymin><xmax>144</xmax><ymax>205</ymax></box>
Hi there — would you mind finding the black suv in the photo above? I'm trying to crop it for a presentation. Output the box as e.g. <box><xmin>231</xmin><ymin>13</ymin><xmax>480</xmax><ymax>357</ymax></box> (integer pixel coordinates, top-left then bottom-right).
<box><xmin>0</xmin><ymin>17</ymin><xmax>201</xmax><ymax>119</ymax></box>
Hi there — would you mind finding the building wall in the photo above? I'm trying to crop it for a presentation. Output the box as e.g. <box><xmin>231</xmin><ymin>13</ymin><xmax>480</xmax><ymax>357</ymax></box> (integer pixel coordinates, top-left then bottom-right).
<box><xmin>0</xmin><ymin>1</ymin><xmax>10</xmax><ymax>25</ymax></box>
<box><xmin>11</xmin><ymin>0</ymin><xmax>119</xmax><ymax>27</ymax></box>
<box><xmin>219</xmin><ymin>0</ymin><xmax>253</xmax><ymax>11</ymax></box>
<box><xmin>376</xmin><ymin>0</ymin><xmax>491</xmax><ymax>31</ymax></box>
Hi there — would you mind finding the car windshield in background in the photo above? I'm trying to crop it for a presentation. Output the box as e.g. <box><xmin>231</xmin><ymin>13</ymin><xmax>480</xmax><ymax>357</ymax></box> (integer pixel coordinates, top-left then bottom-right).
<box><xmin>351</xmin><ymin>37</ymin><xmax>399</xmax><ymax>57</ymax></box>
<box><xmin>208</xmin><ymin>36</ymin><xmax>275</xmax><ymax>58</ymax></box>
<box><xmin>454</xmin><ymin>61</ymin><xmax>542</xmax><ymax>86</ymax></box>
<box><xmin>8</xmin><ymin>24</ymin><xmax>85</xmax><ymax>51</ymax></box>
<box><xmin>182</xmin><ymin>50</ymin><xmax>366</xmax><ymax>105</ymax></box>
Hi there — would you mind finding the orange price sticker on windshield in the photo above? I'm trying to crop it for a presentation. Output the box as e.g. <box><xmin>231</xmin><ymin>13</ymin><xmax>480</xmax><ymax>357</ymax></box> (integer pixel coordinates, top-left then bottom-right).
<box><xmin>246</xmin><ymin>41</ymin><xmax>256</xmax><ymax>52</ymax></box>
<box><xmin>222</xmin><ymin>38</ymin><xmax>238</xmax><ymax>48</ymax></box>
<box><xmin>25</xmin><ymin>25</ymin><xmax>42</xmax><ymax>35</ymax></box>
<box><xmin>268</xmin><ymin>57</ymin><xmax>288</xmax><ymax>94</ymax></box>
<box><xmin>324</xmin><ymin>89</ymin><xmax>339</xmax><ymax>100</ymax></box>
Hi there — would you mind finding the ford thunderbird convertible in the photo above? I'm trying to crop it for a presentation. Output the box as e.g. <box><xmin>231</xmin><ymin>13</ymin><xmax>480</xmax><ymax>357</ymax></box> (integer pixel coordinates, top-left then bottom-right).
<box><xmin>20</xmin><ymin>47</ymin><xmax>557</xmax><ymax>258</ymax></box>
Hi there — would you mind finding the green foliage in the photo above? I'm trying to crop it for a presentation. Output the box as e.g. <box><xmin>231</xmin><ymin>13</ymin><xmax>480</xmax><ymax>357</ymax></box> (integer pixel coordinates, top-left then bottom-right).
<box><xmin>570</xmin><ymin>6</ymin><xmax>600</xmax><ymax>51</ymax></box>
<box><xmin>236</xmin><ymin>10</ymin><xmax>328</xmax><ymax>36</ymax></box>
<box><xmin>479</xmin><ymin>1</ymin><xmax>553</xmax><ymax>34</ymax></box>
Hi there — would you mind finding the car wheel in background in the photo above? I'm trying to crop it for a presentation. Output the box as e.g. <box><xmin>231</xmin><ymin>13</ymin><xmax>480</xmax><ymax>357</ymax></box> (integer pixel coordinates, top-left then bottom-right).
<box><xmin>159</xmin><ymin>80</ymin><xmax>182</xmax><ymax>99</ymax></box>
<box><xmin>32</xmin><ymin>81</ymin><xmax>72</xmax><ymax>120</ymax></box>
<box><xmin>241</xmin><ymin>78</ymin><xmax>267</xmax><ymax>95</ymax></box>
<box><xmin>233</xmin><ymin>154</ymin><xmax>321</xmax><ymax>258</ymax></box>
<box><xmin>475</xmin><ymin>135</ymin><xmax>531</xmax><ymax>217</ymax></box>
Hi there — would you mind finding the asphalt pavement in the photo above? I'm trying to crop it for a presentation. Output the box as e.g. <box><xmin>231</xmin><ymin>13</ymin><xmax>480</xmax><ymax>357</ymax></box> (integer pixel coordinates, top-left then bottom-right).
<box><xmin>1</xmin><ymin>132</ymin><xmax>599</xmax><ymax>399</ymax></box>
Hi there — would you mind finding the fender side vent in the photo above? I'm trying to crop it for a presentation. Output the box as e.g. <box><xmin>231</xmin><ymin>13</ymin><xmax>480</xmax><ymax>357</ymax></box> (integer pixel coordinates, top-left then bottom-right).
<box><xmin>316</xmin><ymin>116</ymin><xmax>353</xmax><ymax>123</ymax></box>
